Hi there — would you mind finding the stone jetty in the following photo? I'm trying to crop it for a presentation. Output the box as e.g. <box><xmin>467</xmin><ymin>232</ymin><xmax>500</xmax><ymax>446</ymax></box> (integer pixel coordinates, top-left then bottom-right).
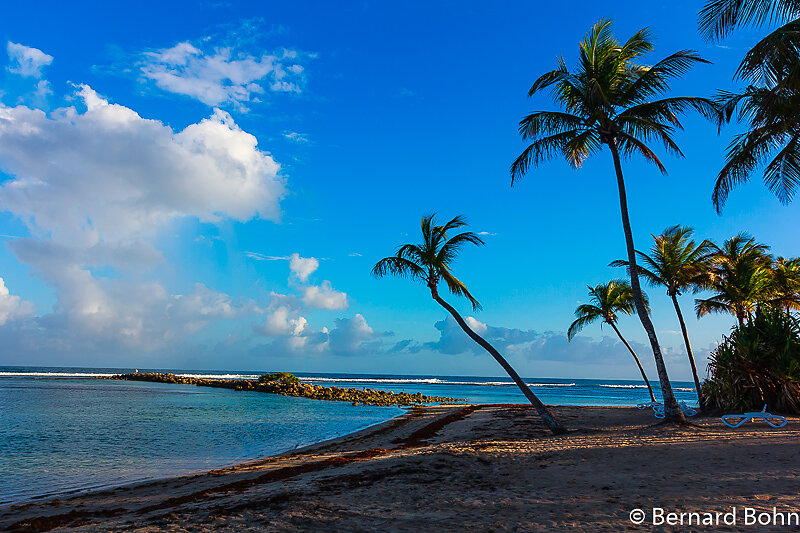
<box><xmin>105</xmin><ymin>372</ymin><xmax>464</xmax><ymax>407</ymax></box>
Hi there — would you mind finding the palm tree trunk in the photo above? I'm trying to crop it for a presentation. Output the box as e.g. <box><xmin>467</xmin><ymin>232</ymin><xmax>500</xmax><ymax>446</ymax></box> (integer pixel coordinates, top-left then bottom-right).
<box><xmin>608</xmin><ymin>321</ymin><xmax>656</xmax><ymax>402</ymax></box>
<box><xmin>608</xmin><ymin>141</ymin><xmax>686</xmax><ymax>423</ymax></box>
<box><xmin>671</xmin><ymin>293</ymin><xmax>703</xmax><ymax>406</ymax></box>
<box><xmin>430</xmin><ymin>289</ymin><xmax>568</xmax><ymax>435</ymax></box>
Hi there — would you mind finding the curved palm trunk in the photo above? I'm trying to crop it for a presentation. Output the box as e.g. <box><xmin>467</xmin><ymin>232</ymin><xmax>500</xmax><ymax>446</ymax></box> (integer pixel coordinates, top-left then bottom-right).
<box><xmin>430</xmin><ymin>289</ymin><xmax>568</xmax><ymax>435</ymax></box>
<box><xmin>608</xmin><ymin>141</ymin><xmax>686</xmax><ymax>423</ymax></box>
<box><xmin>670</xmin><ymin>293</ymin><xmax>703</xmax><ymax>406</ymax></box>
<box><xmin>608</xmin><ymin>321</ymin><xmax>656</xmax><ymax>402</ymax></box>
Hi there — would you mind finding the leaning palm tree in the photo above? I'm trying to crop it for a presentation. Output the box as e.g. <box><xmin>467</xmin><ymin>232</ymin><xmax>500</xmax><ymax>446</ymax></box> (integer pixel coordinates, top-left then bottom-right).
<box><xmin>699</xmin><ymin>0</ymin><xmax>800</xmax><ymax>212</ymax></box>
<box><xmin>611</xmin><ymin>226</ymin><xmax>713</xmax><ymax>404</ymax></box>
<box><xmin>510</xmin><ymin>19</ymin><xmax>716</xmax><ymax>422</ymax></box>
<box><xmin>696</xmin><ymin>233</ymin><xmax>773</xmax><ymax>326</ymax></box>
<box><xmin>372</xmin><ymin>214</ymin><xmax>567</xmax><ymax>435</ymax></box>
<box><xmin>568</xmin><ymin>280</ymin><xmax>657</xmax><ymax>402</ymax></box>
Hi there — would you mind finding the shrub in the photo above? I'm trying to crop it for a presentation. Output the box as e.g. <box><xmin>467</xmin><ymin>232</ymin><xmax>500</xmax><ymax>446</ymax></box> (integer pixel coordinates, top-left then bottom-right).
<box><xmin>703</xmin><ymin>307</ymin><xmax>800</xmax><ymax>413</ymax></box>
<box><xmin>258</xmin><ymin>372</ymin><xmax>300</xmax><ymax>384</ymax></box>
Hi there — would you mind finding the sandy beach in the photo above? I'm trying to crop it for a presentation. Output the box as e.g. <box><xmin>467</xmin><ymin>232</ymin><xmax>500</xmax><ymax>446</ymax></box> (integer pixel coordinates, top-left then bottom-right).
<box><xmin>3</xmin><ymin>404</ymin><xmax>800</xmax><ymax>532</ymax></box>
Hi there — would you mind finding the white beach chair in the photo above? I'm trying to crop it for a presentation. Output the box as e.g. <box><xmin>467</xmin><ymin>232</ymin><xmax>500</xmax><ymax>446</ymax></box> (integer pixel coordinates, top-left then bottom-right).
<box><xmin>721</xmin><ymin>405</ymin><xmax>788</xmax><ymax>428</ymax></box>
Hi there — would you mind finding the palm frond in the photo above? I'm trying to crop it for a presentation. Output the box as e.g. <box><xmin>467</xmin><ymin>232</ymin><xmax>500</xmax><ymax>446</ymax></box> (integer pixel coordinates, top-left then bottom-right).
<box><xmin>372</xmin><ymin>256</ymin><xmax>426</xmax><ymax>281</ymax></box>
<box><xmin>698</xmin><ymin>0</ymin><xmax>800</xmax><ymax>41</ymax></box>
<box><xmin>517</xmin><ymin>111</ymin><xmax>586</xmax><ymax>140</ymax></box>
<box><xmin>440</xmin><ymin>267</ymin><xmax>482</xmax><ymax>310</ymax></box>
<box><xmin>567</xmin><ymin>312</ymin><xmax>600</xmax><ymax>340</ymax></box>
<box><xmin>511</xmin><ymin>130</ymin><xmax>586</xmax><ymax>183</ymax></box>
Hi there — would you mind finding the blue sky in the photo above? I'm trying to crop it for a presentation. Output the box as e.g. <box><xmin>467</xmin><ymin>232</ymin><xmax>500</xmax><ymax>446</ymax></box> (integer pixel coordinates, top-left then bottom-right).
<box><xmin>0</xmin><ymin>0</ymin><xmax>797</xmax><ymax>380</ymax></box>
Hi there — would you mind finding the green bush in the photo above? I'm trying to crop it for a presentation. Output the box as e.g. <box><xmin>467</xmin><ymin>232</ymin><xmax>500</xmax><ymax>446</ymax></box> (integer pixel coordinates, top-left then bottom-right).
<box><xmin>703</xmin><ymin>307</ymin><xmax>800</xmax><ymax>413</ymax></box>
<box><xmin>258</xmin><ymin>372</ymin><xmax>300</xmax><ymax>384</ymax></box>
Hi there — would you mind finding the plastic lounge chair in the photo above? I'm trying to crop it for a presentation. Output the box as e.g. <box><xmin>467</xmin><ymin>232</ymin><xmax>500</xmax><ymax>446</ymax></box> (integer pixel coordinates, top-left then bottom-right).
<box><xmin>679</xmin><ymin>401</ymin><xmax>697</xmax><ymax>417</ymax></box>
<box><xmin>722</xmin><ymin>405</ymin><xmax>788</xmax><ymax>428</ymax></box>
<box><xmin>637</xmin><ymin>401</ymin><xmax>662</xmax><ymax>410</ymax></box>
<box><xmin>652</xmin><ymin>401</ymin><xmax>697</xmax><ymax>419</ymax></box>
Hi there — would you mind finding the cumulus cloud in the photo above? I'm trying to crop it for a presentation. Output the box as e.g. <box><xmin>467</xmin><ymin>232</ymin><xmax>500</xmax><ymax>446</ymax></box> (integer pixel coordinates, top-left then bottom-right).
<box><xmin>0</xmin><ymin>85</ymin><xmax>284</xmax><ymax>245</ymax></box>
<box><xmin>7</xmin><ymin>42</ymin><xmax>53</xmax><ymax>78</ymax></box>
<box><xmin>0</xmin><ymin>84</ymin><xmax>285</xmax><ymax>354</ymax></box>
<box><xmin>255</xmin><ymin>300</ymin><xmax>386</xmax><ymax>358</ymax></box>
<box><xmin>0</xmin><ymin>277</ymin><xmax>34</xmax><ymax>325</ymax></box>
<box><xmin>302</xmin><ymin>281</ymin><xmax>348</xmax><ymax>310</ymax></box>
<box><xmin>289</xmin><ymin>253</ymin><xmax>318</xmax><ymax>282</ymax></box>
<box><xmin>140</xmin><ymin>41</ymin><xmax>307</xmax><ymax>109</ymax></box>
<box><xmin>328</xmin><ymin>314</ymin><xmax>382</xmax><ymax>356</ymax></box>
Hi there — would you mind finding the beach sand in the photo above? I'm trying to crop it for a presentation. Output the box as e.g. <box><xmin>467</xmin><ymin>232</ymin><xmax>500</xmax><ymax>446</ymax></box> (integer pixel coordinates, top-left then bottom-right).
<box><xmin>3</xmin><ymin>404</ymin><xmax>800</xmax><ymax>532</ymax></box>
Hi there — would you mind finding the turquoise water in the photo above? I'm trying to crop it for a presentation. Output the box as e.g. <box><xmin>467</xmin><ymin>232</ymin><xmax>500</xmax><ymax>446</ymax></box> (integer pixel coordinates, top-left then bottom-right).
<box><xmin>0</xmin><ymin>371</ymin><xmax>403</xmax><ymax>506</ymax></box>
<box><xmin>0</xmin><ymin>366</ymin><xmax>697</xmax><ymax>505</ymax></box>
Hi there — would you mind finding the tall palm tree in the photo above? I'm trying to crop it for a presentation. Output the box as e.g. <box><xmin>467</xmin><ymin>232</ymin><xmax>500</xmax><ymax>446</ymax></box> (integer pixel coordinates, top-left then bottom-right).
<box><xmin>770</xmin><ymin>256</ymin><xmax>800</xmax><ymax>312</ymax></box>
<box><xmin>372</xmin><ymin>214</ymin><xmax>567</xmax><ymax>435</ymax></box>
<box><xmin>699</xmin><ymin>0</ymin><xmax>800</xmax><ymax>212</ymax></box>
<box><xmin>510</xmin><ymin>19</ymin><xmax>715</xmax><ymax>422</ymax></box>
<box><xmin>568</xmin><ymin>280</ymin><xmax>657</xmax><ymax>402</ymax></box>
<box><xmin>696</xmin><ymin>233</ymin><xmax>773</xmax><ymax>326</ymax></box>
<box><xmin>611</xmin><ymin>226</ymin><xmax>713</xmax><ymax>404</ymax></box>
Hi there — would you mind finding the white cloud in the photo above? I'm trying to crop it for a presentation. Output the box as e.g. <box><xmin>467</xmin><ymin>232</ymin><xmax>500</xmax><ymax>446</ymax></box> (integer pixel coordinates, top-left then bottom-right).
<box><xmin>302</xmin><ymin>281</ymin><xmax>348</xmax><ymax>310</ymax></box>
<box><xmin>245</xmin><ymin>252</ymin><xmax>289</xmax><ymax>261</ymax></box>
<box><xmin>255</xmin><ymin>305</ymin><xmax>385</xmax><ymax>358</ymax></box>
<box><xmin>0</xmin><ymin>277</ymin><xmax>34</xmax><ymax>325</ymax></box>
<box><xmin>328</xmin><ymin>314</ymin><xmax>379</xmax><ymax>356</ymax></box>
<box><xmin>7</xmin><ymin>42</ymin><xmax>53</xmax><ymax>78</ymax></box>
<box><xmin>0</xmin><ymin>84</ymin><xmax>283</xmax><ymax>354</ymax></box>
<box><xmin>283</xmin><ymin>131</ymin><xmax>310</xmax><ymax>143</ymax></box>
<box><xmin>140</xmin><ymin>41</ymin><xmax>307</xmax><ymax>109</ymax></box>
<box><xmin>0</xmin><ymin>85</ymin><xmax>285</xmax><ymax>245</ymax></box>
<box><xmin>289</xmin><ymin>253</ymin><xmax>318</xmax><ymax>282</ymax></box>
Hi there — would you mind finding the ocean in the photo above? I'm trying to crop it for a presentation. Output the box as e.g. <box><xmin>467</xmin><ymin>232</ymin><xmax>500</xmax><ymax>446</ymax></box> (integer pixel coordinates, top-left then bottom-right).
<box><xmin>0</xmin><ymin>366</ymin><xmax>697</xmax><ymax>505</ymax></box>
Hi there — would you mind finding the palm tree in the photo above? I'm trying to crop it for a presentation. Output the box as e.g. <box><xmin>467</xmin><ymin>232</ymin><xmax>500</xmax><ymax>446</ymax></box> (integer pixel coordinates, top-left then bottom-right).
<box><xmin>568</xmin><ymin>280</ymin><xmax>656</xmax><ymax>402</ymax></box>
<box><xmin>770</xmin><ymin>256</ymin><xmax>800</xmax><ymax>312</ymax></box>
<box><xmin>696</xmin><ymin>233</ymin><xmax>773</xmax><ymax>326</ymax></box>
<box><xmin>372</xmin><ymin>214</ymin><xmax>567</xmax><ymax>435</ymax></box>
<box><xmin>611</xmin><ymin>226</ymin><xmax>713</xmax><ymax>404</ymax></box>
<box><xmin>699</xmin><ymin>0</ymin><xmax>800</xmax><ymax>212</ymax></box>
<box><xmin>510</xmin><ymin>19</ymin><xmax>715</xmax><ymax>422</ymax></box>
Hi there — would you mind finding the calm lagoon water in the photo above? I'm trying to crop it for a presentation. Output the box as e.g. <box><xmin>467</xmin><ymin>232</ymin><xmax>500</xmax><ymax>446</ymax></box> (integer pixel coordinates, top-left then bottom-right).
<box><xmin>0</xmin><ymin>366</ymin><xmax>697</xmax><ymax>505</ymax></box>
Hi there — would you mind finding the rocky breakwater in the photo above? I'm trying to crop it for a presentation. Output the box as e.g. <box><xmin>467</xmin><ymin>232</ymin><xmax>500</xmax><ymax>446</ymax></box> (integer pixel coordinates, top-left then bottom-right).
<box><xmin>106</xmin><ymin>372</ymin><xmax>465</xmax><ymax>407</ymax></box>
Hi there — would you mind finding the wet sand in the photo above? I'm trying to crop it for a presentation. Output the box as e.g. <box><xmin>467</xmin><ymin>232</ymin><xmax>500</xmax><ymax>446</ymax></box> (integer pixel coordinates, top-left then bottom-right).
<box><xmin>3</xmin><ymin>404</ymin><xmax>800</xmax><ymax>532</ymax></box>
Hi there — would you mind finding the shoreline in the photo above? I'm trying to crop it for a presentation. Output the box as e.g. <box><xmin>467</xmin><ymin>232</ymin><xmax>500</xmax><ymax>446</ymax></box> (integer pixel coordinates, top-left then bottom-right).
<box><xmin>5</xmin><ymin>404</ymin><xmax>800</xmax><ymax>531</ymax></box>
<box><xmin>1</xmin><ymin>404</ymin><xmax>417</xmax><ymax>509</ymax></box>
<box><xmin>0</xmin><ymin>403</ymin><xmax>469</xmax><ymax>532</ymax></box>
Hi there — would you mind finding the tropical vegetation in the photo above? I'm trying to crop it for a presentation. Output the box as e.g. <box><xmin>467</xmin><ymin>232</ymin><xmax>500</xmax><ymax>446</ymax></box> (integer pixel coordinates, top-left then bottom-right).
<box><xmin>510</xmin><ymin>19</ymin><xmax>716</xmax><ymax>421</ymax></box>
<box><xmin>366</xmin><ymin>4</ymin><xmax>800</xmax><ymax>421</ymax></box>
<box><xmin>568</xmin><ymin>281</ymin><xmax>657</xmax><ymax>402</ymax></box>
<box><xmin>700</xmin><ymin>0</ymin><xmax>800</xmax><ymax>211</ymax></box>
<box><xmin>372</xmin><ymin>214</ymin><xmax>568</xmax><ymax>435</ymax></box>
<box><xmin>703</xmin><ymin>307</ymin><xmax>800</xmax><ymax>413</ymax></box>
<box><xmin>611</xmin><ymin>226</ymin><xmax>713</xmax><ymax>404</ymax></box>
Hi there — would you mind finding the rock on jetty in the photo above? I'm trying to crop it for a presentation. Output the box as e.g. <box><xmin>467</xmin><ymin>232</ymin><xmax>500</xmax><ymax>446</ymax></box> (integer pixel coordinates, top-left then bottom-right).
<box><xmin>106</xmin><ymin>373</ymin><xmax>464</xmax><ymax>407</ymax></box>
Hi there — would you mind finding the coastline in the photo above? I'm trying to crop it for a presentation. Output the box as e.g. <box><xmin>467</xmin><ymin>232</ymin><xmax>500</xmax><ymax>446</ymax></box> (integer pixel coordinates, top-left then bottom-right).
<box><xmin>4</xmin><ymin>404</ymin><xmax>800</xmax><ymax>532</ymax></box>
<box><xmin>1</xmin><ymin>404</ymin><xmax>416</xmax><ymax>509</ymax></box>
<box><xmin>0</xmin><ymin>403</ymin><xmax>465</xmax><ymax>532</ymax></box>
